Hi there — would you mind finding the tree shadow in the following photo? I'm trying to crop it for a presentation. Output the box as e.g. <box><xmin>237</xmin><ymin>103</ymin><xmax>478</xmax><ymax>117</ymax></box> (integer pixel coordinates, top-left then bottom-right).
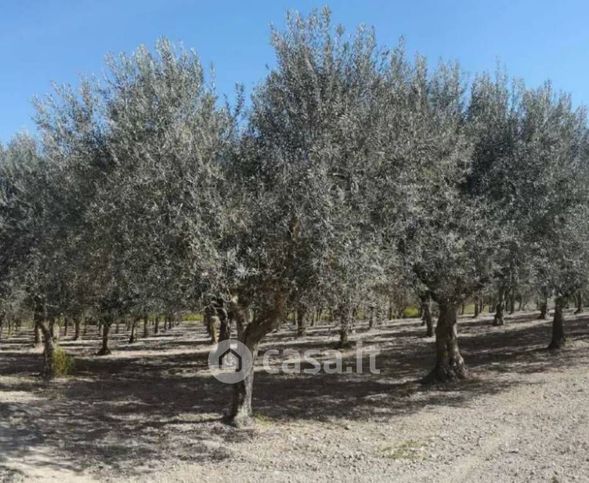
<box><xmin>0</xmin><ymin>313</ymin><xmax>587</xmax><ymax>478</ymax></box>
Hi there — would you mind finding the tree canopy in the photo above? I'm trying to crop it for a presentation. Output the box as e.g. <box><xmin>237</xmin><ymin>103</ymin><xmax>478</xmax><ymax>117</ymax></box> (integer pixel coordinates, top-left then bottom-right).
<box><xmin>1</xmin><ymin>7</ymin><xmax>589</xmax><ymax>425</ymax></box>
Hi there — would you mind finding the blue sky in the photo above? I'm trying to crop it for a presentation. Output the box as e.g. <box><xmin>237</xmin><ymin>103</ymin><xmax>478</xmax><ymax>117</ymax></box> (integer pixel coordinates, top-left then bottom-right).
<box><xmin>1</xmin><ymin>0</ymin><xmax>589</xmax><ymax>142</ymax></box>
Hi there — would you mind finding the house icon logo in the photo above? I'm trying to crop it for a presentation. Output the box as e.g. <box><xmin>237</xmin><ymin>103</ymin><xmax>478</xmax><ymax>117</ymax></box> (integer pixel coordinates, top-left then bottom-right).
<box><xmin>208</xmin><ymin>340</ymin><xmax>253</xmax><ymax>384</ymax></box>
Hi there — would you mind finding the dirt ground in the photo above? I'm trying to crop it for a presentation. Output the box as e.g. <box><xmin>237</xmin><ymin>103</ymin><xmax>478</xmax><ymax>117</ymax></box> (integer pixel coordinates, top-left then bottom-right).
<box><xmin>1</xmin><ymin>311</ymin><xmax>588</xmax><ymax>482</ymax></box>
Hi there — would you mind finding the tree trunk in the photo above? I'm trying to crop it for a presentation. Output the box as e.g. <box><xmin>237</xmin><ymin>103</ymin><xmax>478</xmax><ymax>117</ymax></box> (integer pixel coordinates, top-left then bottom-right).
<box><xmin>425</xmin><ymin>301</ymin><xmax>467</xmax><ymax>382</ymax></box>
<box><xmin>34</xmin><ymin>321</ymin><xmax>42</xmax><ymax>346</ymax></box>
<box><xmin>508</xmin><ymin>289</ymin><xmax>516</xmax><ymax>314</ymax></box>
<box><xmin>64</xmin><ymin>317</ymin><xmax>69</xmax><ymax>337</ymax></box>
<box><xmin>205</xmin><ymin>308</ymin><xmax>220</xmax><ymax>344</ymax></box>
<box><xmin>473</xmin><ymin>293</ymin><xmax>480</xmax><ymax>318</ymax></box>
<box><xmin>219</xmin><ymin>318</ymin><xmax>230</xmax><ymax>341</ymax></box>
<box><xmin>143</xmin><ymin>314</ymin><xmax>149</xmax><ymax>338</ymax></box>
<box><xmin>36</xmin><ymin>316</ymin><xmax>57</xmax><ymax>379</ymax></box>
<box><xmin>539</xmin><ymin>298</ymin><xmax>548</xmax><ymax>319</ymax></box>
<box><xmin>154</xmin><ymin>315</ymin><xmax>160</xmax><ymax>335</ymax></box>
<box><xmin>422</xmin><ymin>297</ymin><xmax>433</xmax><ymax>337</ymax></box>
<box><xmin>493</xmin><ymin>288</ymin><xmax>505</xmax><ymax>326</ymax></box>
<box><xmin>73</xmin><ymin>317</ymin><xmax>81</xmax><ymax>341</ymax></box>
<box><xmin>226</xmin><ymin>292</ymin><xmax>286</xmax><ymax>427</ymax></box>
<box><xmin>49</xmin><ymin>318</ymin><xmax>59</xmax><ymax>341</ymax></box>
<box><xmin>218</xmin><ymin>306</ymin><xmax>230</xmax><ymax>342</ymax></box>
<box><xmin>41</xmin><ymin>324</ymin><xmax>57</xmax><ymax>379</ymax></box>
<box><xmin>97</xmin><ymin>319</ymin><xmax>112</xmax><ymax>356</ymax></box>
<box><xmin>369</xmin><ymin>306</ymin><xmax>376</xmax><ymax>329</ymax></box>
<box><xmin>548</xmin><ymin>296</ymin><xmax>566</xmax><ymax>350</ymax></box>
<box><xmin>316</xmin><ymin>307</ymin><xmax>323</xmax><ymax>326</ymax></box>
<box><xmin>296</xmin><ymin>306</ymin><xmax>307</xmax><ymax>337</ymax></box>
<box><xmin>128</xmin><ymin>317</ymin><xmax>138</xmax><ymax>344</ymax></box>
<box><xmin>574</xmin><ymin>291</ymin><xmax>583</xmax><ymax>315</ymax></box>
<box><xmin>228</xmin><ymin>343</ymin><xmax>257</xmax><ymax>427</ymax></box>
<box><xmin>338</xmin><ymin>304</ymin><xmax>352</xmax><ymax>348</ymax></box>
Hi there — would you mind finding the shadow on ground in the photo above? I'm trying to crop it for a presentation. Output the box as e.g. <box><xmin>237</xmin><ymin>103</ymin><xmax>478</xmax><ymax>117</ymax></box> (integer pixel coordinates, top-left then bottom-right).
<box><xmin>1</xmin><ymin>312</ymin><xmax>588</xmax><ymax>478</ymax></box>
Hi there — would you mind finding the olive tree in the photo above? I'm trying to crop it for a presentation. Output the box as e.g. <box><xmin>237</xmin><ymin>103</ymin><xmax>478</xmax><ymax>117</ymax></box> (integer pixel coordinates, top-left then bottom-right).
<box><xmin>466</xmin><ymin>73</ymin><xmax>529</xmax><ymax>327</ymax></box>
<box><xmin>224</xmin><ymin>8</ymin><xmax>386</xmax><ymax>425</ymax></box>
<box><xmin>35</xmin><ymin>39</ymin><xmax>238</xmax><ymax>356</ymax></box>
<box><xmin>373</xmin><ymin>52</ymin><xmax>495</xmax><ymax>382</ymax></box>
<box><xmin>516</xmin><ymin>85</ymin><xmax>589</xmax><ymax>349</ymax></box>
<box><xmin>0</xmin><ymin>132</ymin><xmax>84</xmax><ymax>376</ymax></box>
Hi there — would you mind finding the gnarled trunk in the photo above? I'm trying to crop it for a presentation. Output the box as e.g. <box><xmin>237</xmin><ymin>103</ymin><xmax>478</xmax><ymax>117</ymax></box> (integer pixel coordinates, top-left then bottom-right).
<box><xmin>425</xmin><ymin>301</ymin><xmax>467</xmax><ymax>382</ymax></box>
<box><xmin>73</xmin><ymin>317</ymin><xmax>81</xmax><ymax>341</ymax></box>
<box><xmin>421</xmin><ymin>295</ymin><xmax>433</xmax><ymax>337</ymax></box>
<box><xmin>508</xmin><ymin>289</ymin><xmax>516</xmax><ymax>314</ymax></box>
<box><xmin>337</xmin><ymin>304</ymin><xmax>353</xmax><ymax>348</ymax></box>
<box><xmin>33</xmin><ymin>321</ymin><xmax>42</xmax><ymax>346</ymax></box>
<box><xmin>548</xmin><ymin>296</ymin><xmax>566</xmax><ymax>350</ymax></box>
<box><xmin>142</xmin><ymin>314</ymin><xmax>149</xmax><ymax>338</ymax></box>
<box><xmin>228</xmin><ymin>343</ymin><xmax>257</xmax><ymax>427</ymax></box>
<box><xmin>128</xmin><ymin>317</ymin><xmax>138</xmax><ymax>344</ymax></box>
<box><xmin>226</xmin><ymin>293</ymin><xmax>286</xmax><ymax>427</ymax></box>
<box><xmin>473</xmin><ymin>293</ymin><xmax>480</xmax><ymax>318</ymax></box>
<box><xmin>49</xmin><ymin>318</ymin><xmax>59</xmax><ymax>341</ymax></box>
<box><xmin>493</xmin><ymin>287</ymin><xmax>505</xmax><ymax>326</ymax></box>
<box><xmin>41</xmin><ymin>326</ymin><xmax>57</xmax><ymax>379</ymax></box>
<box><xmin>538</xmin><ymin>298</ymin><xmax>548</xmax><ymax>320</ymax></box>
<box><xmin>36</xmin><ymin>315</ymin><xmax>57</xmax><ymax>379</ymax></box>
<box><xmin>205</xmin><ymin>308</ymin><xmax>220</xmax><ymax>344</ymax></box>
<box><xmin>368</xmin><ymin>305</ymin><xmax>376</xmax><ymax>329</ymax></box>
<box><xmin>219</xmin><ymin>307</ymin><xmax>231</xmax><ymax>342</ymax></box>
<box><xmin>296</xmin><ymin>305</ymin><xmax>307</xmax><ymax>337</ymax></box>
<box><xmin>97</xmin><ymin>318</ymin><xmax>112</xmax><ymax>355</ymax></box>
<box><xmin>574</xmin><ymin>291</ymin><xmax>583</xmax><ymax>315</ymax></box>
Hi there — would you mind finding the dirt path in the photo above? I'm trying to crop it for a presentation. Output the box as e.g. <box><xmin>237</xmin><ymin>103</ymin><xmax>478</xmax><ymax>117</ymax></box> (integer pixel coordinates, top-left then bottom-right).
<box><xmin>1</xmin><ymin>313</ymin><xmax>588</xmax><ymax>482</ymax></box>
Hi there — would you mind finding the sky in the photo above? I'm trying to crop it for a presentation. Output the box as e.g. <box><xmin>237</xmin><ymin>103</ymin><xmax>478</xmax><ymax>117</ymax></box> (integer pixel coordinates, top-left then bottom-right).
<box><xmin>1</xmin><ymin>0</ymin><xmax>589</xmax><ymax>142</ymax></box>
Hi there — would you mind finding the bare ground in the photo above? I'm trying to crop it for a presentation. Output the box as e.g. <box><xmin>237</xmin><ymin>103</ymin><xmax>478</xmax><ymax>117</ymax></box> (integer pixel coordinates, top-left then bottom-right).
<box><xmin>1</xmin><ymin>311</ymin><xmax>588</xmax><ymax>482</ymax></box>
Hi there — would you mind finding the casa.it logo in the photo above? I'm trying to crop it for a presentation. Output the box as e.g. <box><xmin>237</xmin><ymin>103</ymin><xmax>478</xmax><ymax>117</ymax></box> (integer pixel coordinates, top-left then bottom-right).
<box><xmin>208</xmin><ymin>339</ymin><xmax>253</xmax><ymax>384</ymax></box>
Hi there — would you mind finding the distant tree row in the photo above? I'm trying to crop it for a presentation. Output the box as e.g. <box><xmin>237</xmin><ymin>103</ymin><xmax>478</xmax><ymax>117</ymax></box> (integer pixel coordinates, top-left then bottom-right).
<box><xmin>1</xmin><ymin>8</ymin><xmax>588</xmax><ymax>425</ymax></box>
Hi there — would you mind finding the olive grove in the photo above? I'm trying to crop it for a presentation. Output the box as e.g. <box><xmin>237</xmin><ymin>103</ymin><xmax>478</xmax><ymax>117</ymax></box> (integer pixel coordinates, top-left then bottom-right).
<box><xmin>1</xmin><ymin>8</ymin><xmax>589</xmax><ymax>427</ymax></box>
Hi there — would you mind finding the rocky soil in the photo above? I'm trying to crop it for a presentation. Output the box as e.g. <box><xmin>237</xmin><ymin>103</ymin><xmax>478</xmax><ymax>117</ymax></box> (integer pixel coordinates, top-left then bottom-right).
<box><xmin>1</xmin><ymin>311</ymin><xmax>588</xmax><ymax>482</ymax></box>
